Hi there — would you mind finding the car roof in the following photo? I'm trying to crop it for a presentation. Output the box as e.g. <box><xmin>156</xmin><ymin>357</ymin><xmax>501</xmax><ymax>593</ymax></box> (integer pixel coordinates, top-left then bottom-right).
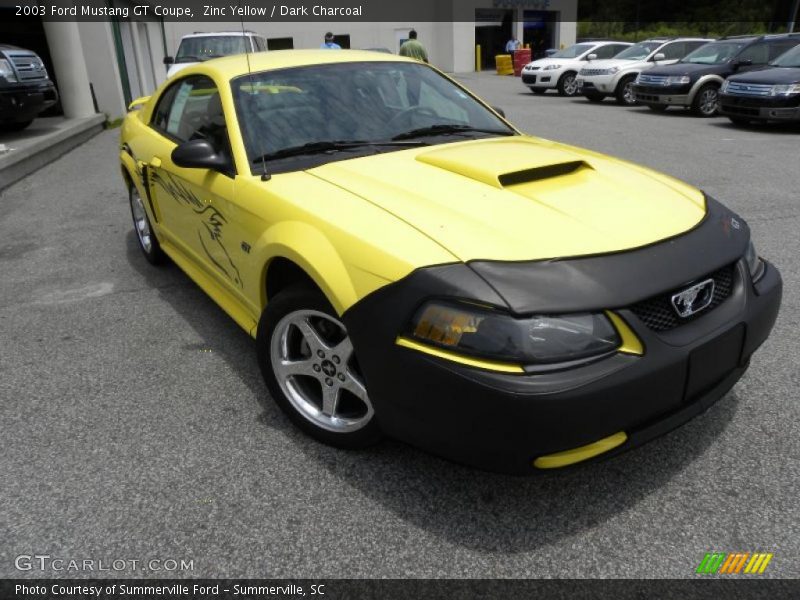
<box><xmin>195</xmin><ymin>49</ymin><xmax>415</xmax><ymax>78</ymax></box>
<box><xmin>181</xmin><ymin>31</ymin><xmax>260</xmax><ymax>39</ymax></box>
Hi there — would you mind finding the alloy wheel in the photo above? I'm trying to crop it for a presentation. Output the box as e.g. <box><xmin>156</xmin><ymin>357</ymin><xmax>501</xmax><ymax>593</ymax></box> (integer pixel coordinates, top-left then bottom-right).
<box><xmin>130</xmin><ymin>187</ymin><xmax>152</xmax><ymax>253</ymax></box>
<box><xmin>698</xmin><ymin>88</ymin><xmax>719</xmax><ymax>116</ymax></box>
<box><xmin>562</xmin><ymin>74</ymin><xmax>579</xmax><ymax>96</ymax></box>
<box><xmin>270</xmin><ymin>309</ymin><xmax>373</xmax><ymax>433</ymax></box>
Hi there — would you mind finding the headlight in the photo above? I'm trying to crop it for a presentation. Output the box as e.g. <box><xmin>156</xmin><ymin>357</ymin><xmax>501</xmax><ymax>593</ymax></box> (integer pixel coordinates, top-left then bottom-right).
<box><xmin>0</xmin><ymin>58</ymin><xmax>17</xmax><ymax>82</ymax></box>
<box><xmin>543</xmin><ymin>64</ymin><xmax>562</xmax><ymax>71</ymax></box>
<box><xmin>721</xmin><ymin>79</ymin><xmax>730</xmax><ymax>93</ymax></box>
<box><xmin>744</xmin><ymin>240</ymin><xmax>765</xmax><ymax>283</ymax></box>
<box><xmin>770</xmin><ymin>83</ymin><xmax>800</xmax><ymax>96</ymax></box>
<box><xmin>666</xmin><ymin>75</ymin><xmax>690</xmax><ymax>85</ymax></box>
<box><xmin>608</xmin><ymin>66</ymin><xmax>620</xmax><ymax>75</ymax></box>
<box><xmin>408</xmin><ymin>302</ymin><xmax>621</xmax><ymax>364</ymax></box>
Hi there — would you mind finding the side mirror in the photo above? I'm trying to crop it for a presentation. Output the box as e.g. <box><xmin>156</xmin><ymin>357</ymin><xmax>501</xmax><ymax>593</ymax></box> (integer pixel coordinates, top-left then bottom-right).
<box><xmin>163</xmin><ymin>56</ymin><xmax>174</xmax><ymax>65</ymax></box>
<box><xmin>734</xmin><ymin>58</ymin><xmax>753</xmax><ymax>69</ymax></box>
<box><xmin>492</xmin><ymin>106</ymin><xmax>506</xmax><ymax>118</ymax></box>
<box><xmin>652</xmin><ymin>53</ymin><xmax>666</xmax><ymax>62</ymax></box>
<box><xmin>171</xmin><ymin>139</ymin><xmax>228</xmax><ymax>171</ymax></box>
<box><xmin>586</xmin><ymin>53</ymin><xmax>598</xmax><ymax>61</ymax></box>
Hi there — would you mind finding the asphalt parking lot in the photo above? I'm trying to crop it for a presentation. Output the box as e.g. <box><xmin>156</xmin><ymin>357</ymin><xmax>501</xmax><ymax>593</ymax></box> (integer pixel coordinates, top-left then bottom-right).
<box><xmin>1</xmin><ymin>71</ymin><xmax>798</xmax><ymax>579</ymax></box>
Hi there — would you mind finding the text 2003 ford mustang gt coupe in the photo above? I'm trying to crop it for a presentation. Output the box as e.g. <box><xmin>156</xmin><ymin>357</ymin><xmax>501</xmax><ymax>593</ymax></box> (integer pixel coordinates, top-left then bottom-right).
<box><xmin>120</xmin><ymin>50</ymin><xmax>781</xmax><ymax>474</ymax></box>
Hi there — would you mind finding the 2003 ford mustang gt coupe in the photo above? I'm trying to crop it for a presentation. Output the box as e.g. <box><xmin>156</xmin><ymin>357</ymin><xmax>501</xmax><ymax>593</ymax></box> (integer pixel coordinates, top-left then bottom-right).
<box><xmin>120</xmin><ymin>50</ymin><xmax>781</xmax><ymax>474</ymax></box>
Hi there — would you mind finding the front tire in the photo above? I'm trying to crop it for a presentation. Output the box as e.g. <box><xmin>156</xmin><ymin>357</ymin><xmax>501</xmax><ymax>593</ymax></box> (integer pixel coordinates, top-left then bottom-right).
<box><xmin>692</xmin><ymin>83</ymin><xmax>720</xmax><ymax>117</ymax></box>
<box><xmin>615</xmin><ymin>75</ymin><xmax>638</xmax><ymax>105</ymax></box>
<box><xmin>557</xmin><ymin>72</ymin><xmax>579</xmax><ymax>97</ymax></box>
<box><xmin>0</xmin><ymin>119</ymin><xmax>33</xmax><ymax>132</ymax></box>
<box><xmin>129</xmin><ymin>185</ymin><xmax>164</xmax><ymax>265</ymax></box>
<box><xmin>257</xmin><ymin>285</ymin><xmax>382</xmax><ymax>449</ymax></box>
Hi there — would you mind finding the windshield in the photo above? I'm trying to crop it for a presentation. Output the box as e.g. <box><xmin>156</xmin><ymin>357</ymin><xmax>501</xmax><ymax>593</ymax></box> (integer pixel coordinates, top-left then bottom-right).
<box><xmin>770</xmin><ymin>44</ymin><xmax>800</xmax><ymax>67</ymax></box>
<box><xmin>614</xmin><ymin>42</ymin><xmax>661</xmax><ymax>60</ymax></box>
<box><xmin>550</xmin><ymin>43</ymin><xmax>595</xmax><ymax>59</ymax></box>
<box><xmin>232</xmin><ymin>62</ymin><xmax>515</xmax><ymax>172</ymax></box>
<box><xmin>175</xmin><ymin>36</ymin><xmax>248</xmax><ymax>63</ymax></box>
<box><xmin>680</xmin><ymin>41</ymin><xmax>746</xmax><ymax>64</ymax></box>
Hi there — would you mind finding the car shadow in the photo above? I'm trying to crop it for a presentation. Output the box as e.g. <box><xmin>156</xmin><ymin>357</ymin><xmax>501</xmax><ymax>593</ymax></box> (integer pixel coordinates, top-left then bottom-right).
<box><xmin>706</xmin><ymin>120</ymin><xmax>800</xmax><ymax>134</ymax></box>
<box><xmin>124</xmin><ymin>231</ymin><xmax>740</xmax><ymax>554</ymax></box>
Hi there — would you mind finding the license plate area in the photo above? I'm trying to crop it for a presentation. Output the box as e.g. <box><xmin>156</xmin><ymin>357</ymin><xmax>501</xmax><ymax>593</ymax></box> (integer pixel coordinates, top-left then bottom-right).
<box><xmin>685</xmin><ymin>324</ymin><xmax>745</xmax><ymax>402</ymax></box>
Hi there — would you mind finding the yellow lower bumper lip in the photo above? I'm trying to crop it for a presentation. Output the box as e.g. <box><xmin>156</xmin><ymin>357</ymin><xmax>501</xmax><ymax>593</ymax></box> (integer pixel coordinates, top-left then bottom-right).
<box><xmin>533</xmin><ymin>431</ymin><xmax>628</xmax><ymax>469</ymax></box>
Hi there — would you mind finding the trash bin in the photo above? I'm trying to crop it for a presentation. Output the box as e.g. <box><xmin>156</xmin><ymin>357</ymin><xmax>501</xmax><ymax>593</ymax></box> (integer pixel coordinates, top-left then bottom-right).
<box><xmin>512</xmin><ymin>49</ymin><xmax>532</xmax><ymax>76</ymax></box>
<box><xmin>495</xmin><ymin>54</ymin><xmax>513</xmax><ymax>76</ymax></box>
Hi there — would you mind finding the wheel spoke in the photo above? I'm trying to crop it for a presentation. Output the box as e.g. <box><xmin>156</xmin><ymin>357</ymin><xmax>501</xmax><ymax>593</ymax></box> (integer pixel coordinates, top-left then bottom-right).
<box><xmin>321</xmin><ymin>384</ymin><xmax>340</xmax><ymax>416</ymax></box>
<box><xmin>279</xmin><ymin>358</ymin><xmax>318</xmax><ymax>378</ymax></box>
<box><xmin>293</xmin><ymin>316</ymin><xmax>330</xmax><ymax>353</ymax></box>
<box><xmin>341</xmin><ymin>370</ymin><xmax>369</xmax><ymax>404</ymax></box>
<box><xmin>331</xmin><ymin>337</ymin><xmax>354</xmax><ymax>363</ymax></box>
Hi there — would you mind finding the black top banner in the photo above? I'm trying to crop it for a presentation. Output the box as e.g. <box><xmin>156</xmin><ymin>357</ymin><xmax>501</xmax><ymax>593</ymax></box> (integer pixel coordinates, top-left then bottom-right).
<box><xmin>0</xmin><ymin>0</ymin><xmax>796</xmax><ymax>22</ymax></box>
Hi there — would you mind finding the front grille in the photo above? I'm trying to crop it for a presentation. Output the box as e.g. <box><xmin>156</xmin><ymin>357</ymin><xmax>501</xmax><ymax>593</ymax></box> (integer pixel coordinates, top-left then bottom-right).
<box><xmin>721</xmin><ymin>103</ymin><xmax>760</xmax><ymax>116</ymax></box>
<box><xmin>725</xmin><ymin>81</ymin><xmax>772</xmax><ymax>97</ymax></box>
<box><xmin>7</xmin><ymin>52</ymin><xmax>48</xmax><ymax>81</ymax></box>
<box><xmin>629</xmin><ymin>264</ymin><xmax>735</xmax><ymax>332</ymax></box>
<box><xmin>637</xmin><ymin>74</ymin><xmax>668</xmax><ymax>85</ymax></box>
<box><xmin>522</xmin><ymin>74</ymin><xmax>537</xmax><ymax>84</ymax></box>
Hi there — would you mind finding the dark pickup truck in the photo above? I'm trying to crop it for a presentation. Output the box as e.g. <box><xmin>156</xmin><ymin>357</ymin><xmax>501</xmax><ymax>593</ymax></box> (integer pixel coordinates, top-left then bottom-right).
<box><xmin>631</xmin><ymin>34</ymin><xmax>800</xmax><ymax>117</ymax></box>
<box><xmin>0</xmin><ymin>43</ymin><xmax>58</xmax><ymax>132</ymax></box>
<box><xmin>720</xmin><ymin>43</ymin><xmax>800</xmax><ymax>125</ymax></box>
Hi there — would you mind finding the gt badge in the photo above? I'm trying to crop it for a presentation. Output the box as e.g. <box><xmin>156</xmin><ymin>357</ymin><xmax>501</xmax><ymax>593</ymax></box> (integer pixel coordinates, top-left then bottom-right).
<box><xmin>671</xmin><ymin>279</ymin><xmax>715</xmax><ymax>318</ymax></box>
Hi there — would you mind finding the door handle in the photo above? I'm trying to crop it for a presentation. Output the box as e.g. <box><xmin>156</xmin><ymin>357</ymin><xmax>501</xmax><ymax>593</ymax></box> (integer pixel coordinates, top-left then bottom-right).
<box><xmin>150</xmin><ymin>156</ymin><xmax>162</xmax><ymax>168</ymax></box>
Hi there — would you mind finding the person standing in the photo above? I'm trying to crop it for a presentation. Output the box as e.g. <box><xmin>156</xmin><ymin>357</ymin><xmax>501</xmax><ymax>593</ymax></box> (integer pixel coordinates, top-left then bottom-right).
<box><xmin>320</xmin><ymin>32</ymin><xmax>341</xmax><ymax>49</ymax></box>
<box><xmin>505</xmin><ymin>37</ymin><xmax>521</xmax><ymax>53</ymax></box>
<box><xmin>399</xmin><ymin>29</ymin><xmax>428</xmax><ymax>63</ymax></box>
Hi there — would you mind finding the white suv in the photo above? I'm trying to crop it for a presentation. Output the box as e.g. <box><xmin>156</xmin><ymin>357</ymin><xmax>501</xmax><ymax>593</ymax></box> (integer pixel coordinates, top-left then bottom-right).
<box><xmin>164</xmin><ymin>31</ymin><xmax>268</xmax><ymax>78</ymax></box>
<box><xmin>521</xmin><ymin>41</ymin><xmax>631</xmax><ymax>96</ymax></box>
<box><xmin>577</xmin><ymin>38</ymin><xmax>712</xmax><ymax>105</ymax></box>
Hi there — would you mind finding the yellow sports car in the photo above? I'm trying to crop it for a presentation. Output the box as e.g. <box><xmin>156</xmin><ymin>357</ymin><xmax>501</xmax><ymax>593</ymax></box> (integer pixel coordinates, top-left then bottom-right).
<box><xmin>120</xmin><ymin>50</ymin><xmax>781</xmax><ymax>474</ymax></box>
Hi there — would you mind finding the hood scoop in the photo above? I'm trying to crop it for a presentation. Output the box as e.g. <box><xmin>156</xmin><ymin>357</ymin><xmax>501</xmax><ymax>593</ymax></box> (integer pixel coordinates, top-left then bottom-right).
<box><xmin>415</xmin><ymin>138</ymin><xmax>592</xmax><ymax>189</ymax></box>
<box><xmin>498</xmin><ymin>161</ymin><xmax>590</xmax><ymax>186</ymax></box>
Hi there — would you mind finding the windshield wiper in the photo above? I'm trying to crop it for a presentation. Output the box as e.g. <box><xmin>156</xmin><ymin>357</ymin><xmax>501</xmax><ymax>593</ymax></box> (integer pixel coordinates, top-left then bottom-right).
<box><xmin>253</xmin><ymin>140</ymin><xmax>426</xmax><ymax>164</ymax></box>
<box><xmin>392</xmin><ymin>124</ymin><xmax>515</xmax><ymax>141</ymax></box>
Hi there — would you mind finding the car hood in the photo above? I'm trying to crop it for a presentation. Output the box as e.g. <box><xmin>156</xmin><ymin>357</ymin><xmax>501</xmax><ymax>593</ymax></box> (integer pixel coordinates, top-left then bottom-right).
<box><xmin>308</xmin><ymin>136</ymin><xmax>706</xmax><ymax>262</ymax></box>
<box><xmin>526</xmin><ymin>57</ymin><xmax>580</xmax><ymax>68</ymax></box>
<box><xmin>729</xmin><ymin>66</ymin><xmax>800</xmax><ymax>84</ymax></box>
<box><xmin>644</xmin><ymin>62</ymin><xmax>725</xmax><ymax>77</ymax></box>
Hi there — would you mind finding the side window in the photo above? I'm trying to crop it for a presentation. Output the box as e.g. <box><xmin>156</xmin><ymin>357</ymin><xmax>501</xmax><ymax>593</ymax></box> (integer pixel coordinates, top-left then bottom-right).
<box><xmin>151</xmin><ymin>84</ymin><xmax>179</xmax><ymax>132</ymax></box>
<box><xmin>768</xmin><ymin>41</ymin><xmax>800</xmax><ymax>61</ymax></box>
<box><xmin>592</xmin><ymin>45</ymin><xmax>618</xmax><ymax>59</ymax></box>
<box><xmin>659</xmin><ymin>42</ymin><xmax>686</xmax><ymax>60</ymax></box>
<box><xmin>738</xmin><ymin>42</ymin><xmax>770</xmax><ymax>65</ymax></box>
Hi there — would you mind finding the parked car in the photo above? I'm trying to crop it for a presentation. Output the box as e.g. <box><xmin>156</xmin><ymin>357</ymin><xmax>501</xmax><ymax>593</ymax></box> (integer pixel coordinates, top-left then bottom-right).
<box><xmin>577</xmin><ymin>38</ymin><xmax>712</xmax><ymax>105</ymax></box>
<box><xmin>521</xmin><ymin>41</ymin><xmax>631</xmax><ymax>96</ymax></box>
<box><xmin>632</xmin><ymin>34</ymin><xmax>800</xmax><ymax>117</ymax></box>
<box><xmin>0</xmin><ymin>44</ymin><xmax>58</xmax><ymax>132</ymax></box>
<box><xmin>120</xmin><ymin>50</ymin><xmax>781</xmax><ymax>474</ymax></box>
<box><xmin>164</xmin><ymin>31</ymin><xmax>267</xmax><ymax>78</ymax></box>
<box><xmin>719</xmin><ymin>42</ymin><xmax>800</xmax><ymax>125</ymax></box>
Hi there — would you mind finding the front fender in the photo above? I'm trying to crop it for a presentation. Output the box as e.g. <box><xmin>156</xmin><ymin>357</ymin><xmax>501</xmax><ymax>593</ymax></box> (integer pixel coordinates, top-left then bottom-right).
<box><xmin>254</xmin><ymin>221</ymin><xmax>359</xmax><ymax>316</ymax></box>
<box><xmin>688</xmin><ymin>74</ymin><xmax>725</xmax><ymax>103</ymax></box>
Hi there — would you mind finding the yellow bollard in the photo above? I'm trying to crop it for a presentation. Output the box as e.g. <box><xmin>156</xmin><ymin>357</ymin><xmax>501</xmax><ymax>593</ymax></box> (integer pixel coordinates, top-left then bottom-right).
<box><xmin>495</xmin><ymin>54</ymin><xmax>513</xmax><ymax>75</ymax></box>
<box><xmin>475</xmin><ymin>44</ymin><xmax>481</xmax><ymax>72</ymax></box>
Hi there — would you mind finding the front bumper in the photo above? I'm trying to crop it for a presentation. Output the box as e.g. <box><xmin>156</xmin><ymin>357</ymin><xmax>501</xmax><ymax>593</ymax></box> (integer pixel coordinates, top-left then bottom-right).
<box><xmin>720</xmin><ymin>93</ymin><xmax>800</xmax><ymax>121</ymax></box>
<box><xmin>343</xmin><ymin>201</ymin><xmax>781</xmax><ymax>474</ymax></box>
<box><xmin>522</xmin><ymin>71</ymin><xmax>558</xmax><ymax>88</ymax></box>
<box><xmin>577</xmin><ymin>73</ymin><xmax>617</xmax><ymax>95</ymax></box>
<box><xmin>632</xmin><ymin>84</ymin><xmax>691</xmax><ymax>106</ymax></box>
<box><xmin>0</xmin><ymin>81</ymin><xmax>58</xmax><ymax>122</ymax></box>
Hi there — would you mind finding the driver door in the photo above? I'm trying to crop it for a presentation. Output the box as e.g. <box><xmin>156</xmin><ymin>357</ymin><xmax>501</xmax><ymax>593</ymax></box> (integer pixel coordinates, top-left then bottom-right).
<box><xmin>148</xmin><ymin>75</ymin><xmax>242</xmax><ymax>291</ymax></box>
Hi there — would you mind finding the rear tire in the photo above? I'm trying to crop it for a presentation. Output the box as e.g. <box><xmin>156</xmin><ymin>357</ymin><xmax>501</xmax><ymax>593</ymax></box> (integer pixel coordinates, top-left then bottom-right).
<box><xmin>129</xmin><ymin>185</ymin><xmax>165</xmax><ymax>265</ymax></box>
<box><xmin>615</xmin><ymin>75</ymin><xmax>638</xmax><ymax>105</ymax></box>
<box><xmin>257</xmin><ymin>285</ymin><xmax>382</xmax><ymax>449</ymax></box>
<box><xmin>0</xmin><ymin>120</ymin><xmax>33</xmax><ymax>132</ymax></box>
<box><xmin>557</xmin><ymin>72</ymin><xmax>579</xmax><ymax>97</ymax></box>
<box><xmin>692</xmin><ymin>83</ymin><xmax>720</xmax><ymax>117</ymax></box>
